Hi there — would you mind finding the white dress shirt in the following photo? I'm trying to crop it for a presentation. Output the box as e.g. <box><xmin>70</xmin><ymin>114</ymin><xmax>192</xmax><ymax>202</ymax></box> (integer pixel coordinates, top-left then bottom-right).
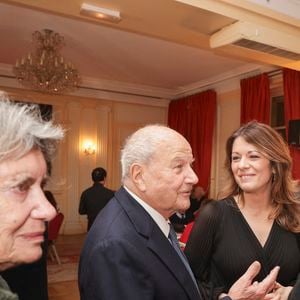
<box><xmin>124</xmin><ymin>186</ymin><xmax>170</xmax><ymax>238</ymax></box>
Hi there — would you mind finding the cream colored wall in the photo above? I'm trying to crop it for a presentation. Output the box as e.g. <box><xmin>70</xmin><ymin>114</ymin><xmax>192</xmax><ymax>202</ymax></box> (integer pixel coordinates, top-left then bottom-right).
<box><xmin>1</xmin><ymin>87</ymin><xmax>167</xmax><ymax>234</ymax></box>
<box><xmin>210</xmin><ymin>89</ymin><xmax>240</xmax><ymax>198</ymax></box>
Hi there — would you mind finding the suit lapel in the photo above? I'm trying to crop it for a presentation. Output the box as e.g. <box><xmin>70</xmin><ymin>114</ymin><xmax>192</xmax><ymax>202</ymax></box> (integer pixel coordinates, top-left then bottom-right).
<box><xmin>147</xmin><ymin>225</ymin><xmax>200</xmax><ymax>300</ymax></box>
<box><xmin>115</xmin><ymin>187</ymin><xmax>200</xmax><ymax>300</ymax></box>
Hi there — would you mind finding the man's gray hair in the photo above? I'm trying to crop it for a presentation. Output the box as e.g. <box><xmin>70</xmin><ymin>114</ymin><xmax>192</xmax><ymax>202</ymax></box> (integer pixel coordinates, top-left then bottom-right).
<box><xmin>120</xmin><ymin>124</ymin><xmax>178</xmax><ymax>181</ymax></box>
<box><xmin>0</xmin><ymin>91</ymin><xmax>64</xmax><ymax>163</ymax></box>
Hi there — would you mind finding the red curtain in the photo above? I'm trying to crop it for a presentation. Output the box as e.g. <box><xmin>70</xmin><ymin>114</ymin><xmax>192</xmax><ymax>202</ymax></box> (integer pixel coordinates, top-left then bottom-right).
<box><xmin>168</xmin><ymin>90</ymin><xmax>216</xmax><ymax>191</ymax></box>
<box><xmin>240</xmin><ymin>73</ymin><xmax>270</xmax><ymax>124</ymax></box>
<box><xmin>283</xmin><ymin>68</ymin><xmax>300</xmax><ymax>179</ymax></box>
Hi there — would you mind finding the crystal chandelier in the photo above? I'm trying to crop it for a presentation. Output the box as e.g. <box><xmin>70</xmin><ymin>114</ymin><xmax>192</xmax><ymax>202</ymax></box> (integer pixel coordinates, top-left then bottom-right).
<box><xmin>13</xmin><ymin>29</ymin><xmax>80</xmax><ymax>94</ymax></box>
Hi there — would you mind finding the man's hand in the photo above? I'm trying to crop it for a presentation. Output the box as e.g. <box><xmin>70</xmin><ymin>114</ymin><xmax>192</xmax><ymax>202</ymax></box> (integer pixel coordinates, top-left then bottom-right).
<box><xmin>263</xmin><ymin>282</ymin><xmax>292</xmax><ymax>300</ymax></box>
<box><xmin>226</xmin><ymin>261</ymin><xmax>279</xmax><ymax>300</ymax></box>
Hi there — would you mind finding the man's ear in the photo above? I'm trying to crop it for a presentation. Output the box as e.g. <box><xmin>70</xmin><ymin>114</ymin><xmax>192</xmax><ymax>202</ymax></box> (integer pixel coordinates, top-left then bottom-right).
<box><xmin>130</xmin><ymin>163</ymin><xmax>146</xmax><ymax>192</ymax></box>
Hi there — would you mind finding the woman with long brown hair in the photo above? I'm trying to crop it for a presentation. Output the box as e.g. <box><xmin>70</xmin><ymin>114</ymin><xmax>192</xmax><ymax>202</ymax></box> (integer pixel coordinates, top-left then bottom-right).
<box><xmin>185</xmin><ymin>121</ymin><xmax>300</xmax><ymax>300</ymax></box>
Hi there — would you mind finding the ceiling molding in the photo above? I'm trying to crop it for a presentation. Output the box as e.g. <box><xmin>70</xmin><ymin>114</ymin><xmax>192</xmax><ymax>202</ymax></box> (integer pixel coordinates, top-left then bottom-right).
<box><xmin>173</xmin><ymin>63</ymin><xmax>270</xmax><ymax>98</ymax></box>
<box><xmin>80</xmin><ymin>76</ymin><xmax>176</xmax><ymax>99</ymax></box>
<box><xmin>0</xmin><ymin>74</ymin><xmax>171</xmax><ymax>108</ymax></box>
<box><xmin>0</xmin><ymin>62</ymin><xmax>278</xmax><ymax>103</ymax></box>
<box><xmin>0</xmin><ymin>63</ymin><xmax>171</xmax><ymax>107</ymax></box>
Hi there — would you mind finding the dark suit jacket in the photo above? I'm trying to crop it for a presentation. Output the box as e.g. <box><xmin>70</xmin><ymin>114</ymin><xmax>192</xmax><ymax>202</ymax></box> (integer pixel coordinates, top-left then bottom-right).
<box><xmin>79</xmin><ymin>186</ymin><xmax>201</xmax><ymax>300</ymax></box>
<box><xmin>289</xmin><ymin>274</ymin><xmax>300</xmax><ymax>300</ymax></box>
<box><xmin>78</xmin><ymin>182</ymin><xmax>114</xmax><ymax>230</ymax></box>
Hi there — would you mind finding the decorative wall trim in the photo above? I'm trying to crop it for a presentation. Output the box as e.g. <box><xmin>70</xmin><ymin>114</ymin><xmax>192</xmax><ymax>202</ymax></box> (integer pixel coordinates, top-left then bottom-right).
<box><xmin>0</xmin><ymin>62</ymin><xmax>277</xmax><ymax>104</ymax></box>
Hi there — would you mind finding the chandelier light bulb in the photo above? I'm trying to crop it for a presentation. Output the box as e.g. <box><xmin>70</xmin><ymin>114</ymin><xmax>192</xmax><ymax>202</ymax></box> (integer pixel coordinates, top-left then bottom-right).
<box><xmin>13</xmin><ymin>29</ymin><xmax>80</xmax><ymax>94</ymax></box>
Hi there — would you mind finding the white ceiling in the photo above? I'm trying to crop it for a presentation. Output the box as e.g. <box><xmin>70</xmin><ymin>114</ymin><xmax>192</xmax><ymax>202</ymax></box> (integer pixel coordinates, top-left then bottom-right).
<box><xmin>1</xmin><ymin>0</ymin><xmax>297</xmax><ymax>100</ymax></box>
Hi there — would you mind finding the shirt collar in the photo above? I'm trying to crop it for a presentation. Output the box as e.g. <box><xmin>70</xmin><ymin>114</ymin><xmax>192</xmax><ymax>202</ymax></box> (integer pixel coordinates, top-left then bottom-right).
<box><xmin>124</xmin><ymin>185</ymin><xmax>170</xmax><ymax>238</ymax></box>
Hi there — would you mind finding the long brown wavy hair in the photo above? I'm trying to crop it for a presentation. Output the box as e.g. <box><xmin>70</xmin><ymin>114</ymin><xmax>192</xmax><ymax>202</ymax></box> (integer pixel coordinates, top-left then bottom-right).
<box><xmin>219</xmin><ymin>121</ymin><xmax>300</xmax><ymax>233</ymax></box>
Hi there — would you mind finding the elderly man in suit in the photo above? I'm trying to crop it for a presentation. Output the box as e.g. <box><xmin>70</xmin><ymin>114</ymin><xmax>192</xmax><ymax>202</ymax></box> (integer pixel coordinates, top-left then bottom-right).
<box><xmin>79</xmin><ymin>125</ymin><xmax>279</xmax><ymax>300</ymax></box>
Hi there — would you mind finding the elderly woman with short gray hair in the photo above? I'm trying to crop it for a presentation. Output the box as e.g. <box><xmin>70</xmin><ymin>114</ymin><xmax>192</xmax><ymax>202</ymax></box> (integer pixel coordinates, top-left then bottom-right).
<box><xmin>0</xmin><ymin>92</ymin><xmax>64</xmax><ymax>298</ymax></box>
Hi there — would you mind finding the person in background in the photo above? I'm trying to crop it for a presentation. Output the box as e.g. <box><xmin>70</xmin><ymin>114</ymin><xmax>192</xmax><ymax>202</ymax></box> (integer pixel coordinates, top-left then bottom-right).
<box><xmin>189</xmin><ymin>186</ymin><xmax>209</xmax><ymax>217</ymax></box>
<box><xmin>185</xmin><ymin>121</ymin><xmax>300</xmax><ymax>300</ymax></box>
<box><xmin>79</xmin><ymin>167</ymin><xmax>114</xmax><ymax>231</ymax></box>
<box><xmin>79</xmin><ymin>124</ymin><xmax>279</xmax><ymax>300</ymax></box>
<box><xmin>43</xmin><ymin>161</ymin><xmax>59</xmax><ymax>212</ymax></box>
<box><xmin>170</xmin><ymin>186</ymin><xmax>207</xmax><ymax>233</ymax></box>
<box><xmin>0</xmin><ymin>92</ymin><xmax>64</xmax><ymax>299</ymax></box>
<box><xmin>179</xmin><ymin>186</ymin><xmax>211</xmax><ymax>246</ymax></box>
<box><xmin>44</xmin><ymin>190</ymin><xmax>59</xmax><ymax>212</ymax></box>
<box><xmin>169</xmin><ymin>209</ymin><xmax>190</xmax><ymax>233</ymax></box>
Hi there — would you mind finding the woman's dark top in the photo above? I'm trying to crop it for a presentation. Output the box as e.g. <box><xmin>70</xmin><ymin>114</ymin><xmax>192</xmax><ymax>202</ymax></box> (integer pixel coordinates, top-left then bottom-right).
<box><xmin>185</xmin><ymin>197</ymin><xmax>300</xmax><ymax>298</ymax></box>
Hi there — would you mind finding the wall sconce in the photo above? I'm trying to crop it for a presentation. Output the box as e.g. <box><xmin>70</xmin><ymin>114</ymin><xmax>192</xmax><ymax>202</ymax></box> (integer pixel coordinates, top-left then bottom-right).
<box><xmin>83</xmin><ymin>140</ymin><xmax>96</xmax><ymax>155</ymax></box>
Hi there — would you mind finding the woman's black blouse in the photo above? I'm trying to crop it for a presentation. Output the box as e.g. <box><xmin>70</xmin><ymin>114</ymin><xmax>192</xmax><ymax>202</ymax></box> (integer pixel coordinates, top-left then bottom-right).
<box><xmin>185</xmin><ymin>198</ymin><xmax>300</xmax><ymax>298</ymax></box>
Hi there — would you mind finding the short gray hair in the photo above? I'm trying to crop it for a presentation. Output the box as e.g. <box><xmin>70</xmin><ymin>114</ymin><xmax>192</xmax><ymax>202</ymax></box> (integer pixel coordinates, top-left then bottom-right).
<box><xmin>120</xmin><ymin>124</ymin><xmax>178</xmax><ymax>181</ymax></box>
<box><xmin>0</xmin><ymin>91</ymin><xmax>64</xmax><ymax>164</ymax></box>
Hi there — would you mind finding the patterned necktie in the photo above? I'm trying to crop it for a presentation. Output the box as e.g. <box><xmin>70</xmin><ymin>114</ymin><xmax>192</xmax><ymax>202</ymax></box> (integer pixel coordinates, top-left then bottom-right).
<box><xmin>168</xmin><ymin>224</ymin><xmax>199</xmax><ymax>293</ymax></box>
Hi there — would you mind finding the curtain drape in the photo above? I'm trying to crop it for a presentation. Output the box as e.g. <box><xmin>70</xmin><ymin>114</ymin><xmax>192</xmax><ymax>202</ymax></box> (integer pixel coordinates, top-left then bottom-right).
<box><xmin>168</xmin><ymin>90</ymin><xmax>216</xmax><ymax>191</ymax></box>
<box><xmin>283</xmin><ymin>68</ymin><xmax>300</xmax><ymax>179</ymax></box>
<box><xmin>240</xmin><ymin>73</ymin><xmax>270</xmax><ymax>124</ymax></box>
